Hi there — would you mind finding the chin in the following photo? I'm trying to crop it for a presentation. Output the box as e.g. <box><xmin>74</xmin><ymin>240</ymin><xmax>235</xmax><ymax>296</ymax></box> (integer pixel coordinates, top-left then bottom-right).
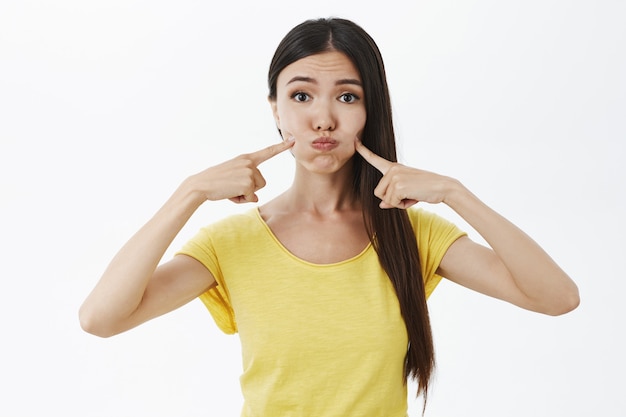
<box><xmin>300</xmin><ymin>155</ymin><xmax>354</xmax><ymax>175</ymax></box>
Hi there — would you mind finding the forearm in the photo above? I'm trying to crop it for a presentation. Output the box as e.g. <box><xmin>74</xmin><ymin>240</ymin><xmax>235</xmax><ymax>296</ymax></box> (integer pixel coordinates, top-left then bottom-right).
<box><xmin>444</xmin><ymin>180</ymin><xmax>579</xmax><ymax>314</ymax></box>
<box><xmin>79</xmin><ymin>179</ymin><xmax>204</xmax><ymax>332</ymax></box>
<box><xmin>354</xmin><ymin>139</ymin><xmax>579</xmax><ymax>314</ymax></box>
<box><xmin>80</xmin><ymin>140</ymin><xmax>295</xmax><ymax>336</ymax></box>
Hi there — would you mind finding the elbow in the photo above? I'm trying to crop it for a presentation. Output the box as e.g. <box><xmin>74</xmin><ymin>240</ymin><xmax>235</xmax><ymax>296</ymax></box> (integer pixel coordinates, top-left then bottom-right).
<box><xmin>553</xmin><ymin>296</ymin><xmax>580</xmax><ymax>316</ymax></box>
<box><xmin>546</xmin><ymin>284</ymin><xmax>581</xmax><ymax>316</ymax></box>
<box><xmin>78</xmin><ymin>304</ymin><xmax>118</xmax><ymax>338</ymax></box>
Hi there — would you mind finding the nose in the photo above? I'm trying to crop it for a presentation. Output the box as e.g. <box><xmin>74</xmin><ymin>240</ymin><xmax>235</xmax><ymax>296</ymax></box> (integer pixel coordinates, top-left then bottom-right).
<box><xmin>312</xmin><ymin>102</ymin><xmax>336</xmax><ymax>131</ymax></box>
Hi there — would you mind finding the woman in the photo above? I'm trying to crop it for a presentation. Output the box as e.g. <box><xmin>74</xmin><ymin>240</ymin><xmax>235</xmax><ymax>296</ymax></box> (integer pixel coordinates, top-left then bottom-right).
<box><xmin>79</xmin><ymin>18</ymin><xmax>579</xmax><ymax>416</ymax></box>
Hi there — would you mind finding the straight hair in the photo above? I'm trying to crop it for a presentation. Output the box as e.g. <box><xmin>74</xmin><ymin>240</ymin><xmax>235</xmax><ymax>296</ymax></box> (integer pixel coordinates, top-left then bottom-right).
<box><xmin>268</xmin><ymin>17</ymin><xmax>435</xmax><ymax>407</ymax></box>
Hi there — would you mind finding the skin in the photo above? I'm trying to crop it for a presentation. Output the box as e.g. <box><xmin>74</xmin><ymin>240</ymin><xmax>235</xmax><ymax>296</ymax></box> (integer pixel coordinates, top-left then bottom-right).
<box><xmin>354</xmin><ymin>138</ymin><xmax>580</xmax><ymax>315</ymax></box>
<box><xmin>263</xmin><ymin>51</ymin><xmax>370</xmax><ymax>264</ymax></box>
<box><xmin>79</xmin><ymin>51</ymin><xmax>579</xmax><ymax>338</ymax></box>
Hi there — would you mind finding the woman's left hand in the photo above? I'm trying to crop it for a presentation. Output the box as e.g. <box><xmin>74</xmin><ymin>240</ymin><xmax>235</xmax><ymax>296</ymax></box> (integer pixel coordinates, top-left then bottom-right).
<box><xmin>356</xmin><ymin>138</ymin><xmax>579</xmax><ymax>315</ymax></box>
<box><xmin>355</xmin><ymin>138</ymin><xmax>458</xmax><ymax>209</ymax></box>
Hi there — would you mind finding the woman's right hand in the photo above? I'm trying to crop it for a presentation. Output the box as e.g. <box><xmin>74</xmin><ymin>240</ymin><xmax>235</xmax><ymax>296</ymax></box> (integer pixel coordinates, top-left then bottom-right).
<box><xmin>80</xmin><ymin>138</ymin><xmax>295</xmax><ymax>337</ymax></box>
<box><xmin>187</xmin><ymin>137</ymin><xmax>295</xmax><ymax>204</ymax></box>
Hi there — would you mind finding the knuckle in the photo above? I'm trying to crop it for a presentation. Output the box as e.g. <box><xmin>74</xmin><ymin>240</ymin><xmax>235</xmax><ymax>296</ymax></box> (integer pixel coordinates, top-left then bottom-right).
<box><xmin>387</xmin><ymin>164</ymin><xmax>400</xmax><ymax>174</ymax></box>
<box><xmin>243</xmin><ymin>151</ymin><xmax>260</xmax><ymax>161</ymax></box>
<box><xmin>238</xmin><ymin>182</ymin><xmax>254</xmax><ymax>196</ymax></box>
<box><xmin>238</xmin><ymin>159</ymin><xmax>255</xmax><ymax>170</ymax></box>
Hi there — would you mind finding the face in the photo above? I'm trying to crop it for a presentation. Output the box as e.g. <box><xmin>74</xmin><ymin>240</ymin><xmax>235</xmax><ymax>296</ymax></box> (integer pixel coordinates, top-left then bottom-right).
<box><xmin>269</xmin><ymin>51</ymin><xmax>367</xmax><ymax>174</ymax></box>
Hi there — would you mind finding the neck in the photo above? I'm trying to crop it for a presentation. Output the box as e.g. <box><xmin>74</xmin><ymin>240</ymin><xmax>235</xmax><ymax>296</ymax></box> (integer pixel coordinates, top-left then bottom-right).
<box><xmin>283</xmin><ymin>165</ymin><xmax>360</xmax><ymax>214</ymax></box>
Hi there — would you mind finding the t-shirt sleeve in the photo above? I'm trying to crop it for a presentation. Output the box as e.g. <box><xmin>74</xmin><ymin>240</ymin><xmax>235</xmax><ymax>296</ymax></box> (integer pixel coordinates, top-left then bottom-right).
<box><xmin>176</xmin><ymin>226</ymin><xmax>238</xmax><ymax>334</ymax></box>
<box><xmin>408</xmin><ymin>208</ymin><xmax>467</xmax><ymax>298</ymax></box>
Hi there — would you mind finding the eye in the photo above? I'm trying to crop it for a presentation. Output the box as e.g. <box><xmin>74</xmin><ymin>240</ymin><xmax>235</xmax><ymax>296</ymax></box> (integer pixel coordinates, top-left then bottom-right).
<box><xmin>291</xmin><ymin>92</ymin><xmax>310</xmax><ymax>102</ymax></box>
<box><xmin>339</xmin><ymin>93</ymin><xmax>360</xmax><ymax>103</ymax></box>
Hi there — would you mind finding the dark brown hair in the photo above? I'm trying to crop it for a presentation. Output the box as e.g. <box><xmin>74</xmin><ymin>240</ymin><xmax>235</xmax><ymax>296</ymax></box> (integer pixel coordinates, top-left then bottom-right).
<box><xmin>268</xmin><ymin>18</ymin><xmax>435</xmax><ymax>406</ymax></box>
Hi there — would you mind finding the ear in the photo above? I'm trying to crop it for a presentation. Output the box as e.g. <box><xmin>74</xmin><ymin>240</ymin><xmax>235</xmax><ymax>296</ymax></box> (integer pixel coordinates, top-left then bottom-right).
<box><xmin>268</xmin><ymin>97</ymin><xmax>280</xmax><ymax>130</ymax></box>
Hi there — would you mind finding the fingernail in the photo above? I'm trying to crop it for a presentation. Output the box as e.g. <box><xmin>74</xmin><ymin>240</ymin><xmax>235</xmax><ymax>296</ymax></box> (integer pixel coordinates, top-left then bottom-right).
<box><xmin>287</xmin><ymin>136</ymin><xmax>295</xmax><ymax>142</ymax></box>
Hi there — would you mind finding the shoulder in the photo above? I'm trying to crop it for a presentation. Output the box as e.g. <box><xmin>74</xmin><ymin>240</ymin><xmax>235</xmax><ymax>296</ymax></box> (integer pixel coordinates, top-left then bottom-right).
<box><xmin>406</xmin><ymin>207</ymin><xmax>467</xmax><ymax>254</ymax></box>
<box><xmin>406</xmin><ymin>207</ymin><xmax>459</xmax><ymax>233</ymax></box>
<box><xmin>204</xmin><ymin>208</ymin><xmax>260</xmax><ymax>233</ymax></box>
<box><xmin>183</xmin><ymin>208</ymin><xmax>263</xmax><ymax>250</ymax></box>
<box><xmin>405</xmin><ymin>207</ymin><xmax>467</xmax><ymax>292</ymax></box>
<box><xmin>406</xmin><ymin>206</ymin><xmax>431</xmax><ymax>224</ymax></box>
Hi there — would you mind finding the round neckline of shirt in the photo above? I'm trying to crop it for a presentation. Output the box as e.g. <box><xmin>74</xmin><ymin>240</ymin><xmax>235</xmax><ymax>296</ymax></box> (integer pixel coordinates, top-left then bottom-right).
<box><xmin>252</xmin><ymin>207</ymin><xmax>373</xmax><ymax>267</ymax></box>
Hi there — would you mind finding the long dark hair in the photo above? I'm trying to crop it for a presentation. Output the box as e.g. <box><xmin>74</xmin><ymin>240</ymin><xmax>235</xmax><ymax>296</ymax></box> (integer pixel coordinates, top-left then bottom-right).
<box><xmin>268</xmin><ymin>18</ymin><xmax>435</xmax><ymax>405</ymax></box>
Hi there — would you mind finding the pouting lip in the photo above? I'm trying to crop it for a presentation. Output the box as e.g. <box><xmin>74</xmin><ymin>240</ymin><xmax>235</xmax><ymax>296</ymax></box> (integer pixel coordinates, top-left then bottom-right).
<box><xmin>312</xmin><ymin>136</ymin><xmax>338</xmax><ymax>144</ymax></box>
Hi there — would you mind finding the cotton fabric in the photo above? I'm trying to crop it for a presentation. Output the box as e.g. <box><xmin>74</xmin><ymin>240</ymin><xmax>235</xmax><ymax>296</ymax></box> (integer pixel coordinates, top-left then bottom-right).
<box><xmin>178</xmin><ymin>207</ymin><xmax>465</xmax><ymax>417</ymax></box>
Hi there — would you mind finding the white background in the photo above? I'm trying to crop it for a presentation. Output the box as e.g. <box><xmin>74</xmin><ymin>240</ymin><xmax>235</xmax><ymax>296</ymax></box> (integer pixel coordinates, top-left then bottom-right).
<box><xmin>1</xmin><ymin>0</ymin><xmax>624</xmax><ymax>416</ymax></box>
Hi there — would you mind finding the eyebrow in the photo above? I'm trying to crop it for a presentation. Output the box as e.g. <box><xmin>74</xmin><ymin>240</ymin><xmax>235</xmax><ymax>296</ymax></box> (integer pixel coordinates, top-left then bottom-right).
<box><xmin>286</xmin><ymin>76</ymin><xmax>362</xmax><ymax>87</ymax></box>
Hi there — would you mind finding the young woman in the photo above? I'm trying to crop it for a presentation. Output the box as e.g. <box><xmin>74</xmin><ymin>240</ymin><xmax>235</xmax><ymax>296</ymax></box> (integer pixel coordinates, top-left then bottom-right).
<box><xmin>79</xmin><ymin>17</ymin><xmax>579</xmax><ymax>416</ymax></box>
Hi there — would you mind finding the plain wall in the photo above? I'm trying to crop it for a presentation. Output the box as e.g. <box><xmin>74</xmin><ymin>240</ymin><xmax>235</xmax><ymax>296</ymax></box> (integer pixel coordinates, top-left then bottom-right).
<box><xmin>1</xmin><ymin>0</ymin><xmax>624</xmax><ymax>415</ymax></box>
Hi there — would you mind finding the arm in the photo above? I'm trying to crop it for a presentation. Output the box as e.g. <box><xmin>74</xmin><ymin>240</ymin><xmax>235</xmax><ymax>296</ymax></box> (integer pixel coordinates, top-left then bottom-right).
<box><xmin>79</xmin><ymin>139</ymin><xmax>295</xmax><ymax>337</ymax></box>
<box><xmin>78</xmin><ymin>183</ymin><xmax>214</xmax><ymax>338</ymax></box>
<box><xmin>355</xmin><ymin>138</ymin><xmax>579</xmax><ymax>316</ymax></box>
<box><xmin>436</xmin><ymin>184</ymin><xmax>579</xmax><ymax>315</ymax></box>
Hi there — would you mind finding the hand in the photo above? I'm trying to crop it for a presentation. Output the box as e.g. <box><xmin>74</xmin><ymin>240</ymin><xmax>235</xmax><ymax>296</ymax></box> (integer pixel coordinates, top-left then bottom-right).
<box><xmin>189</xmin><ymin>138</ymin><xmax>295</xmax><ymax>204</ymax></box>
<box><xmin>354</xmin><ymin>138</ymin><xmax>455</xmax><ymax>209</ymax></box>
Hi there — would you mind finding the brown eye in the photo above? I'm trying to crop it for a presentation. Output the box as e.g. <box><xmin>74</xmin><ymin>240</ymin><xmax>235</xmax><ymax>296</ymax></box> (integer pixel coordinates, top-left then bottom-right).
<box><xmin>339</xmin><ymin>93</ymin><xmax>359</xmax><ymax>103</ymax></box>
<box><xmin>292</xmin><ymin>92</ymin><xmax>310</xmax><ymax>102</ymax></box>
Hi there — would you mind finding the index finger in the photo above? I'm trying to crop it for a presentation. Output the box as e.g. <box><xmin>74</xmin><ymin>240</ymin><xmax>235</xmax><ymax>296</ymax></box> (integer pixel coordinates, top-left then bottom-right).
<box><xmin>248</xmin><ymin>137</ymin><xmax>295</xmax><ymax>165</ymax></box>
<box><xmin>354</xmin><ymin>138</ymin><xmax>393</xmax><ymax>174</ymax></box>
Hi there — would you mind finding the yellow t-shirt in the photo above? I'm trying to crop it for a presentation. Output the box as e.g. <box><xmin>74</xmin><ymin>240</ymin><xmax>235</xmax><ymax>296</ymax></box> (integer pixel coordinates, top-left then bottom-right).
<box><xmin>178</xmin><ymin>207</ymin><xmax>465</xmax><ymax>417</ymax></box>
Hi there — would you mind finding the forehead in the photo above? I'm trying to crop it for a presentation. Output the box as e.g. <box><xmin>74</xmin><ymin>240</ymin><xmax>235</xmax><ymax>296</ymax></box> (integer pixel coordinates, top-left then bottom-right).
<box><xmin>277</xmin><ymin>51</ymin><xmax>361</xmax><ymax>85</ymax></box>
